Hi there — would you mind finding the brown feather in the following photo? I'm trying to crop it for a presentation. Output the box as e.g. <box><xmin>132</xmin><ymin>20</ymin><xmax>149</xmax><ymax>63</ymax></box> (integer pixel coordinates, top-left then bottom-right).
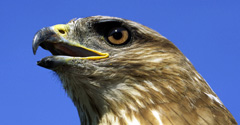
<box><xmin>34</xmin><ymin>16</ymin><xmax>237</xmax><ymax>125</ymax></box>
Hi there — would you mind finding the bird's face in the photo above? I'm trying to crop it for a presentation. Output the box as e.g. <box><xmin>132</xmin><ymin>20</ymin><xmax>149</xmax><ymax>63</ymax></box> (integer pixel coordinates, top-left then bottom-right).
<box><xmin>33</xmin><ymin>16</ymin><xmax>180</xmax><ymax>77</ymax></box>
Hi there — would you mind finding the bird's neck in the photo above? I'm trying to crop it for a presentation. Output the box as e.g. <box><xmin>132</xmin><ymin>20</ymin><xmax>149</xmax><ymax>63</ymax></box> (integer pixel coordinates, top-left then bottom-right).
<box><xmin>57</xmin><ymin>71</ymin><xmax>145</xmax><ymax>124</ymax></box>
<box><xmin>56</xmin><ymin>72</ymin><xmax>108</xmax><ymax>124</ymax></box>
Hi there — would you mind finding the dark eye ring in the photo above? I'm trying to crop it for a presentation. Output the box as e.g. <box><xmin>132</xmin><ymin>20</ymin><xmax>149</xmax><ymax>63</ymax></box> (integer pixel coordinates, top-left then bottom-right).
<box><xmin>107</xmin><ymin>27</ymin><xmax>130</xmax><ymax>45</ymax></box>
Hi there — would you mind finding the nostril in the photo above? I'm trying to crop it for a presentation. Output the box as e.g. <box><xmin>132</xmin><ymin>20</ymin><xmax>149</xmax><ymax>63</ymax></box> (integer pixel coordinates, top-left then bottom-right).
<box><xmin>58</xmin><ymin>29</ymin><xmax>65</xmax><ymax>34</ymax></box>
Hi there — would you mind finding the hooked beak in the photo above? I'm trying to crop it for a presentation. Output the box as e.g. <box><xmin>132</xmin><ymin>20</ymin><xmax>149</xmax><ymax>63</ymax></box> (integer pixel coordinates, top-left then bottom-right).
<box><xmin>32</xmin><ymin>24</ymin><xmax>109</xmax><ymax>69</ymax></box>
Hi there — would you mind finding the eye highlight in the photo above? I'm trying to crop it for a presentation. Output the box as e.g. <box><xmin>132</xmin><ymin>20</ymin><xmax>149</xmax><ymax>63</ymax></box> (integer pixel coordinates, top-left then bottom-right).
<box><xmin>107</xmin><ymin>27</ymin><xmax>130</xmax><ymax>45</ymax></box>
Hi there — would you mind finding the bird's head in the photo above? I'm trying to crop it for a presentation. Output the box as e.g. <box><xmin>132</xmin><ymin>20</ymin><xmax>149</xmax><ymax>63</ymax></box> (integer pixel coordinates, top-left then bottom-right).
<box><xmin>32</xmin><ymin>15</ymin><xmax>186</xmax><ymax>96</ymax></box>
<box><xmin>33</xmin><ymin>16</ymin><xmax>181</xmax><ymax>70</ymax></box>
<box><xmin>32</xmin><ymin>16</ymin><xmax>200</xmax><ymax>124</ymax></box>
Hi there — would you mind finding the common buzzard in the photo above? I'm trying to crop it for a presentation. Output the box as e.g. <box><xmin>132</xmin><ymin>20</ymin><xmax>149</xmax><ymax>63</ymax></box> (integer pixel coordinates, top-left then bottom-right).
<box><xmin>32</xmin><ymin>16</ymin><xmax>237</xmax><ymax>125</ymax></box>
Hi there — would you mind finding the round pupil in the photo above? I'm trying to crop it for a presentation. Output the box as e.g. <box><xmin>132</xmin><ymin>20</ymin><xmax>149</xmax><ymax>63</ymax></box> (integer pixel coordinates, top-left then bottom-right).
<box><xmin>112</xmin><ymin>30</ymin><xmax>122</xmax><ymax>40</ymax></box>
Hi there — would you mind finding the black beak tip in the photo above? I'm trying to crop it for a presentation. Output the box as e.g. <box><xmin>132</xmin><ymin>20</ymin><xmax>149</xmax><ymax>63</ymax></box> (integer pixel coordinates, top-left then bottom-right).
<box><xmin>37</xmin><ymin>58</ymin><xmax>53</xmax><ymax>68</ymax></box>
<box><xmin>32</xmin><ymin>47</ymin><xmax>37</xmax><ymax>55</ymax></box>
<box><xmin>32</xmin><ymin>27</ymin><xmax>53</xmax><ymax>55</ymax></box>
<box><xmin>37</xmin><ymin>57</ymin><xmax>59</xmax><ymax>69</ymax></box>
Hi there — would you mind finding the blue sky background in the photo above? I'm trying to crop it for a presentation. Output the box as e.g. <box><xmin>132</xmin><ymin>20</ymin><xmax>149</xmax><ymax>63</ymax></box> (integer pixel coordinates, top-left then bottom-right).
<box><xmin>0</xmin><ymin>0</ymin><xmax>239</xmax><ymax>124</ymax></box>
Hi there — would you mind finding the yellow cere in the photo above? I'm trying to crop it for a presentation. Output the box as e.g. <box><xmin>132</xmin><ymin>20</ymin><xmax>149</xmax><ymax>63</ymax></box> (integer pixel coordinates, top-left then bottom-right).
<box><xmin>52</xmin><ymin>24</ymin><xmax>70</xmax><ymax>38</ymax></box>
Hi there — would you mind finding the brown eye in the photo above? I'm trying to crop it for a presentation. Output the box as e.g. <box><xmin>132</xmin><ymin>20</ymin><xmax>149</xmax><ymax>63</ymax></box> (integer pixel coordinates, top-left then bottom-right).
<box><xmin>107</xmin><ymin>27</ymin><xmax>130</xmax><ymax>45</ymax></box>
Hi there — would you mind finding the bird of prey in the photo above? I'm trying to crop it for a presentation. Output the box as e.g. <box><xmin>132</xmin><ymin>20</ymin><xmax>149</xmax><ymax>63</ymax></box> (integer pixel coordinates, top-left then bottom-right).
<box><xmin>32</xmin><ymin>16</ymin><xmax>237</xmax><ymax>125</ymax></box>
